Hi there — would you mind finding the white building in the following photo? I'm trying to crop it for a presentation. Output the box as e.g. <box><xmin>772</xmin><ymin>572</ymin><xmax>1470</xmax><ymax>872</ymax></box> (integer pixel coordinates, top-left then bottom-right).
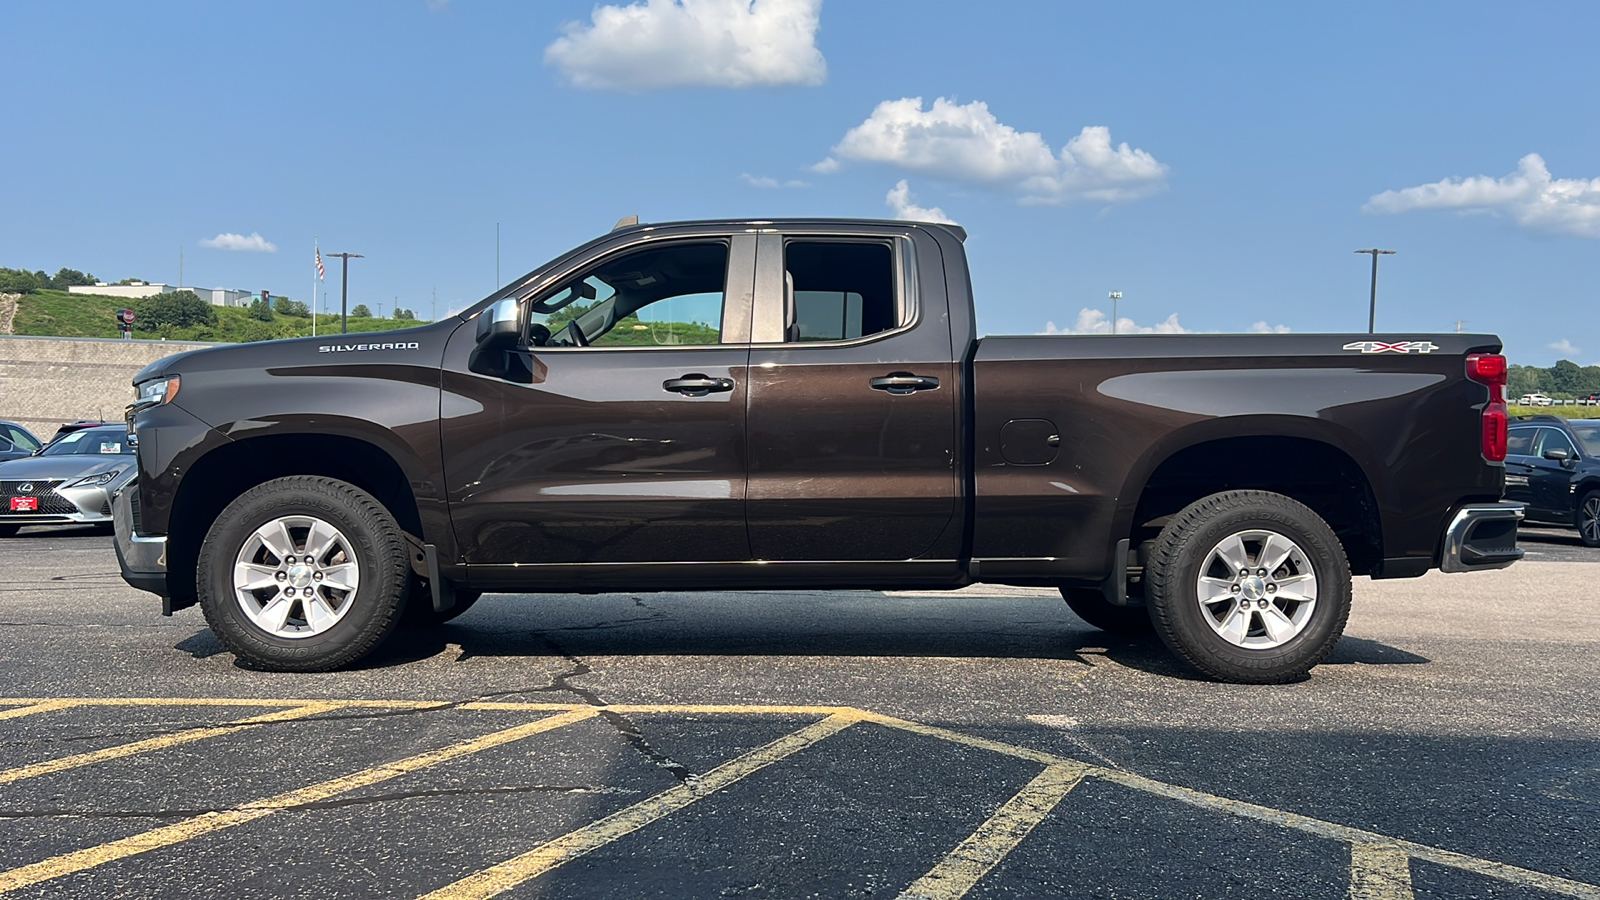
<box><xmin>69</xmin><ymin>283</ymin><xmax>256</xmax><ymax>307</ymax></box>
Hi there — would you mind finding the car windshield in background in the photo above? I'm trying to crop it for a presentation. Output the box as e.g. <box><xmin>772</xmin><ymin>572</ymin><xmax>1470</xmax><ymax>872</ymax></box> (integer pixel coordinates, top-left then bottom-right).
<box><xmin>38</xmin><ymin>429</ymin><xmax>133</xmax><ymax>457</ymax></box>
<box><xmin>1569</xmin><ymin>422</ymin><xmax>1600</xmax><ymax>457</ymax></box>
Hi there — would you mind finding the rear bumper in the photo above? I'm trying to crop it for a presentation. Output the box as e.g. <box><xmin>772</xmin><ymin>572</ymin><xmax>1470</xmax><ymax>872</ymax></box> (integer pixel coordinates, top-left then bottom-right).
<box><xmin>111</xmin><ymin>482</ymin><xmax>168</xmax><ymax>597</ymax></box>
<box><xmin>1440</xmin><ymin>501</ymin><xmax>1524</xmax><ymax>573</ymax></box>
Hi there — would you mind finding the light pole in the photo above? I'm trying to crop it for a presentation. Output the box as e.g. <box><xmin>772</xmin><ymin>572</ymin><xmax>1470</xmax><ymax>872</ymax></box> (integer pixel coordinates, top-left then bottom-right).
<box><xmin>326</xmin><ymin>252</ymin><xmax>364</xmax><ymax>334</ymax></box>
<box><xmin>1354</xmin><ymin>249</ymin><xmax>1395</xmax><ymax>333</ymax></box>
<box><xmin>1108</xmin><ymin>291</ymin><xmax>1122</xmax><ymax>334</ymax></box>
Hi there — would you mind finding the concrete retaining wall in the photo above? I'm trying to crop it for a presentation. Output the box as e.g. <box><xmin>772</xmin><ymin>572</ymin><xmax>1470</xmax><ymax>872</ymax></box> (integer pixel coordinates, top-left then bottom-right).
<box><xmin>0</xmin><ymin>336</ymin><xmax>218</xmax><ymax>432</ymax></box>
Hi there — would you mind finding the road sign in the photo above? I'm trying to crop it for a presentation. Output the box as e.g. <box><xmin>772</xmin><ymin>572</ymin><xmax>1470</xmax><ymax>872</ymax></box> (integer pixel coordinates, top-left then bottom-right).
<box><xmin>118</xmin><ymin>308</ymin><xmax>136</xmax><ymax>325</ymax></box>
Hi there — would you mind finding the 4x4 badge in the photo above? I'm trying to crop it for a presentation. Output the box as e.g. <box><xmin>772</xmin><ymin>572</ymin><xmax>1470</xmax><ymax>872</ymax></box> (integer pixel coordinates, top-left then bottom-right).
<box><xmin>1343</xmin><ymin>341</ymin><xmax>1439</xmax><ymax>354</ymax></box>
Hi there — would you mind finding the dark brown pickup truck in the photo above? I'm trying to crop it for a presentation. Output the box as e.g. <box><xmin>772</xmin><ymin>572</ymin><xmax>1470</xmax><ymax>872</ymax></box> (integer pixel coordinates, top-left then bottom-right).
<box><xmin>114</xmin><ymin>217</ymin><xmax>1522</xmax><ymax>682</ymax></box>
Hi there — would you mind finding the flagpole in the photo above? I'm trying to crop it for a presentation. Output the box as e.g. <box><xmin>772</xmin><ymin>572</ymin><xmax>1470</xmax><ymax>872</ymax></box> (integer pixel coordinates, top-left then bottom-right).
<box><xmin>312</xmin><ymin>237</ymin><xmax>319</xmax><ymax>338</ymax></box>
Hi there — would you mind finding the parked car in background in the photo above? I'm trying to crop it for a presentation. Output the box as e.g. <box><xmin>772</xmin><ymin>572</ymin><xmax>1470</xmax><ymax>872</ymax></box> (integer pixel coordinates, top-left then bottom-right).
<box><xmin>0</xmin><ymin>421</ymin><xmax>44</xmax><ymax>463</ymax></box>
<box><xmin>49</xmin><ymin>420</ymin><xmax>119</xmax><ymax>442</ymax></box>
<box><xmin>1506</xmin><ymin>415</ymin><xmax>1600</xmax><ymax>546</ymax></box>
<box><xmin>0</xmin><ymin>425</ymin><xmax>137</xmax><ymax>537</ymax></box>
<box><xmin>1518</xmin><ymin>393</ymin><xmax>1555</xmax><ymax>406</ymax></box>
<box><xmin>1579</xmin><ymin>393</ymin><xmax>1600</xmax><ymax>407</ymax></box>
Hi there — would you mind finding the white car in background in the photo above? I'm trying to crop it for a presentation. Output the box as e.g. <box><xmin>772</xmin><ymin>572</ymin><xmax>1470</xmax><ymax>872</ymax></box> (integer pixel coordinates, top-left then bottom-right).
<box><xmin>1519</xmin><ymin>393</ymin><xmax>1555</xmax><ymax>406</ymax></box>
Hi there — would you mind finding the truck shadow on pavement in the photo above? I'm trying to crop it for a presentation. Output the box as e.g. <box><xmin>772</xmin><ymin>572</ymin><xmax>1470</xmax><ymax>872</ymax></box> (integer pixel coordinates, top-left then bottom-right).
<box><xmin>174</xmin><ymin>591</ymin><xmax>1432</xmax><ymax>680</ymax></box>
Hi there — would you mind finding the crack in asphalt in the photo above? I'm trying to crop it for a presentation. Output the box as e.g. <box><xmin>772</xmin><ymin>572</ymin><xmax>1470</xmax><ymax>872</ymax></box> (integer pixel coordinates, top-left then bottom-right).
<box><xmin>0</xmin><ymin>783</ymin><xmax>646</xmax><ymax>821</ymax></box>
<box><xmin>519</xmin><ymin>633</ymin><xmax>697</xmax><ymax>786</ymax></box>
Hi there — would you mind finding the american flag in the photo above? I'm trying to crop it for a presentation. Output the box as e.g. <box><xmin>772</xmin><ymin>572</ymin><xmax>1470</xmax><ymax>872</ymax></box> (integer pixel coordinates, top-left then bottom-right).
<box><xmin>315</xmin><ymin>248</ymin><xmax>325</xmax><ymax>280</ymax></box>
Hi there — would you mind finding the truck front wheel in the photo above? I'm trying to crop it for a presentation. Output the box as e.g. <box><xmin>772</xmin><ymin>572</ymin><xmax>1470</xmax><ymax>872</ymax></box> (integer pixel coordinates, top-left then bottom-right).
<box><xmin>196</xmin><ymin>476</ymin><xmax>408</xmax><ymax>672</ymax></box>
<box><xmin>1144</xmin><ymin>490</ymin><xmax>1351</xmax><ymax>684</ymax></box>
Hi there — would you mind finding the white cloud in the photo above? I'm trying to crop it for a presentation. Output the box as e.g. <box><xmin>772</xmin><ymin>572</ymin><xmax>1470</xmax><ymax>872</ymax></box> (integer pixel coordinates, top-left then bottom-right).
<box><xmin>199</xmin><ymin>232</ymin><xmax>277</xmax><ymax>253</ymax></box>
<box><xmin>818</xmin><ymin>97</ymin><xmax>1167</xmax><ymax>204</ymax></box>
<box><xmin>1550</xmin><ymin>339</ymin><xmax>1581</xmax><ymax>356</ymax></box>
<box><xmin>1041</xmin><ymin>308</ymin><xmax>1188</xmax><ymax>335</ymax></box>
<box><xmin>544</xmin><ymin>0</ymin><xmax>826</xmax><ymax>90</ymax></box>
<box><xmin>885</xmin><ymin>180</ymin><xmax>955</xmax><ymax>225</ymax></box>
<box><xmin>739</xmin><ymin>173</ymin><xmax>808</xmax><ymax>189</ymax></box>
<box><xmin>1365</xmin><ymin>154</ymin><xmax>1600</xmax><ymax>238</ymax></box>
<box><xmin>1249</xmin><ymin>321</ymin><xmax>1292</xmax><ymax>334</ymax></box>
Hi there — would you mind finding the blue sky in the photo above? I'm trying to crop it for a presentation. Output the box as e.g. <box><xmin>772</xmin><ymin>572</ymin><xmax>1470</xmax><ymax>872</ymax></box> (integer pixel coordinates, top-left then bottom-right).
<box><xmin>3</xmin><ymin>1</ymin><xmax>1596</xmax><ymax>364</ymax></box>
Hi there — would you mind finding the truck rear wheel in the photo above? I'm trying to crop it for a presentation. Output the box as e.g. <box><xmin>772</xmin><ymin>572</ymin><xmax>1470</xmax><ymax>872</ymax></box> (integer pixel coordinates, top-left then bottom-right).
<box><xmin>1144</xmin><ymin>490</ymin><xmax>1350</xmax><ymax>684</ymax></box>
<box><xmin>196</xmin><ymin>476</ymin><xmax>408</xmax><ymax>672</ymax></box>
<box><xmin>1060</xmin><ymin>587</ymin><xmax>1152</xmax><ymax>634</ymax></box>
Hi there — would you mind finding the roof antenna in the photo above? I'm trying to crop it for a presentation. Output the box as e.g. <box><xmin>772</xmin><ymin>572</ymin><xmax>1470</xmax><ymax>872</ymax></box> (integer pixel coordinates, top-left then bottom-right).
<box><xmin>612</xmin><ymin>215</ymin><xmax>639</xmax><ymax>231</ymax></box>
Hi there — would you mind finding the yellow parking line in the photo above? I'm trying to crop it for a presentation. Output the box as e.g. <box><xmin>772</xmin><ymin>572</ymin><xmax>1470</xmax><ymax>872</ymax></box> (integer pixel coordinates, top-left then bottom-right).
<box><xmin>418</xmin><ymin>711</ymin><xmax>863</xmax><ymax>900</ymax></box>
<box><xmin>0</xmin><ymin>702</ymin><xmax>341</xmax><ymax>787</ymax></box>
<box><xmin>897</xmin><ymin>764</ymin><xmax>1086</xmax><ymax>900</ymax></box>
<box><xmin>0</xmin><ymin>707</ymin><xmax>598</xmax><ymax>895</ymax></box>
<box><xmin>861</xmin><ymin>712</ymin><xmax>1065</xmax><ymax>767</ymax></box>
<box><xmin>0</xmin><ymin>700</ymin><xmax>83</xmax><ymax>721</ymax></box>
<box><xmin>1094</xmin><ymin>770</ymin><xmax>1600</xmax><ymax>899</ymax></box>
<box><xmin>1350</xmin><ymin>843</ymin><xmax>1415</xmax><ymax>900</ymax></box>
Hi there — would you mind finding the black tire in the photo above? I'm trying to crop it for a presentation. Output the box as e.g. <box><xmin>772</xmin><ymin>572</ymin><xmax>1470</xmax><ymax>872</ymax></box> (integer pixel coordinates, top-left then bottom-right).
<box><xmin>0</xmin><ymin>525</ymin><xmax>18</xmax><ymax>538</ymax></box>
<box><xmin>1060</xmin><ymin>587</ymin><xmax>1152</xmax><ymax>634</ymax></box>
<box><xmin>197</xmin><ymin>476</ymin><xmax>408</xmax><ymax>672</ymax></box>
<box><xmin>1576</xmin><ymin>490</ymin><xmax>1600</xmax><ymax>548</ymax></box>
<box><xmin>400</xmin><ymin>576</ymin><xmax>483</xmax><ymax>628</ymax></box>
<box><xmin>1145</xmin><ymin>490</ymin><xmax>1351</xmax><ymax>684</ymax></box>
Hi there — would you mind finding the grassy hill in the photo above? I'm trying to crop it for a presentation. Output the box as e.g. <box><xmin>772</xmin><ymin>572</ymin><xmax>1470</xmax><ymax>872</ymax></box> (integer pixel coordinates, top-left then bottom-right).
<box><xmin>10</xmin><ymin>290</ymin><xmax>435</xmax><ymax>342</ymax></box>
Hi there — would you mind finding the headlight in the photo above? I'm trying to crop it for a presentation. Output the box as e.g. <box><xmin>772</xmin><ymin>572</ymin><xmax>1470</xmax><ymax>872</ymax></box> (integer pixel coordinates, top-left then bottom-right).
<box><xmin>63</xmin><ymin>468</ymin><xmax>129</xmax><ymax>489</ymax></box>
<box><xmin>135</xmin><ymin>375</ymin><xmax>181</xmax><ymax>408</ymax></box>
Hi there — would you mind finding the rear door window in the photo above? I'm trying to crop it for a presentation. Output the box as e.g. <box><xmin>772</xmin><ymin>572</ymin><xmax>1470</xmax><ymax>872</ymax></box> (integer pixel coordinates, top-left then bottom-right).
<box><xmin>784</xmin><ymin>241</ymin><xmax>900</xmax><ymax>342</ymax></box>
<box><xmin>1506</xmin><ymin>428</ymin><xmax>1535</xmax><ymax>457</ymax></box>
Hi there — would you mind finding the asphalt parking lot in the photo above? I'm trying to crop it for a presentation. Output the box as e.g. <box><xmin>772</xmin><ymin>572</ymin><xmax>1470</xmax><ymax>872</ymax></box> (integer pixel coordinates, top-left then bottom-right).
<box><xmin>0</xmin><ymin>526</ymin><xmax>1596</xmax><ymax>899</ymax></box>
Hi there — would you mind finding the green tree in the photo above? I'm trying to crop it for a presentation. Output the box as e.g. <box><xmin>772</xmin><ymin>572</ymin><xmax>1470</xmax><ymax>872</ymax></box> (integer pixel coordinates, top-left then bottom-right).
<box><xmin>394</xmin><ymin>307</ymin><xmax>415</xmax><ymax>320</ymax></box>
<box><xmin>247</xmin><ymin>297</ymin><xmax>275</xmax><ymax>321</ymax></box>
<box><xmin>117</xmin><ymin>277</ymin><xmax>148</xmax><ymax>286</ymax></box>
<box><xmin>1545</xmin><ymin>360</ymin><xmax>1585</xmax><ymax>397</ymax></box>
<box><xmin>350</xmin><ymin>303</ymin><xmax>371</xmax><ymax>317</ymax></box>
<box><xmin>133</xmin><ymin>290</ymin><xmax>218</xmax><ymax>331</ymax></box>
<box><xmin>1507</xmin><ymin>364</ymin><xmax>1542</xmax><ymax>400</ymax></box>
<box><xmin>274</xmin><ymin>296</ymin><xmax>310</xmax><ymax>317</ymax></box>
<box><xmin>0</xmin><ymin>268</ymin><xmax>43</xmax><ymax>293</ymax></box>
<box><xmin>49</xmin><ymin>268</ymin><xmax>96</xmax><ymax>289</ymax></box>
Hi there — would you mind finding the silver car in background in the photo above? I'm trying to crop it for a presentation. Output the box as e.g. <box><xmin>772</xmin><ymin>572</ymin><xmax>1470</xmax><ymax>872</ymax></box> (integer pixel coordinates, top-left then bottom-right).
<box><xmin>0</xmin><ymin>426</ymin><xmax>137</xmax><ymax>536</ymax></box>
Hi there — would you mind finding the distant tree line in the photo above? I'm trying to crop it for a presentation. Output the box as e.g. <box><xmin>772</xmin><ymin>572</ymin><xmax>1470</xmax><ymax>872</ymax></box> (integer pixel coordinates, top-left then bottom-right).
<box><xmin>0</xmin><ymin>266</ymin><xmax>99</xmax><ymax>293</ymax></box>
<box><xmin>1509</xmin><ymin>361</ymin><xmax>1600</xmax><ymax>399</ymax></box>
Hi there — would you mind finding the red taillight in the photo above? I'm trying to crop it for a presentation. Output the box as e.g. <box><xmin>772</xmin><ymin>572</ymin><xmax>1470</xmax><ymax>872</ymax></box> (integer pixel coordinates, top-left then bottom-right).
<box><xmin>1467</xmin><ymin>353</ymin><xmax>1508</xmax><ymax>462</ymax></box>
<box><xmin>1467</xmin><ymin>353</ymin><xmax>1507</xmax><ymax>384</ymax></box>
<box><xmin>1481</xmin><ymin>406</ymin><xmax>1508</xmax><ymax>461</ymax></box>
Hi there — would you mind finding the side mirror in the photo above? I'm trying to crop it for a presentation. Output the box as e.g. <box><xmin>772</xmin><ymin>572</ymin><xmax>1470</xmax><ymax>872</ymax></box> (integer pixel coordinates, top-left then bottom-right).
<box><xmin>1543</xmin><ymin>447</ymin><xmax>1572</xmax><ymax>462</ymax></box>
<box><xmin>468</xmin><ymin>299</ymin><xmax>532</xmax><ymax>382</ymax></box>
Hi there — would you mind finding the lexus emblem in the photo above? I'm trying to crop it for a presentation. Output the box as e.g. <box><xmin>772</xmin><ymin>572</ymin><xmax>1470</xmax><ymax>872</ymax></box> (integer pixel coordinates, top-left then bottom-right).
<box><xmin>18</xmin><ymin>483</ymin><xmax>34</xmax><ymax>493</ymax></box>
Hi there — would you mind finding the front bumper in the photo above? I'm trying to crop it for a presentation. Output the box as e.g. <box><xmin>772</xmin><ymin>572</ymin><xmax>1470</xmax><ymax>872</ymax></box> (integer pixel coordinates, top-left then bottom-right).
<box><xmin>111</xmin><ymin>481</ymin><xmax>169</xmax><ymax>598</ymax></box>
<box><xmin>1440</xmin><ymin>501</ymin><xmax>1524</xmax><ymax>573</ymax></box>
<box><xmin>0</xmin><ymin>480</ymin><xmax>118</xmax><ymax>527</ymax></box>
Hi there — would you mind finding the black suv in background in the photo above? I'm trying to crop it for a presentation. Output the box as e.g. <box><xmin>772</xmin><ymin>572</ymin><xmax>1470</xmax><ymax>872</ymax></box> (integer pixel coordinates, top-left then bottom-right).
<box><xmin>1507</xmin><ymin>415</ymin><xmax>1600</xmax><ymax>546</ymax></box>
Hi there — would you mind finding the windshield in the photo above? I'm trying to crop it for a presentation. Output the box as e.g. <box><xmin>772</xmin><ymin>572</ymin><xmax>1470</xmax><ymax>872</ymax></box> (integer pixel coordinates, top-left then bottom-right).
<box><xmin>39</xmin><ymin>429</ymin><xmax>135</xmax><ymax>457</ymax></box>
<box><xmin>1569</xmin><ymin>422</ymin><xmax>1600</xmax><ymax>456</ymax></box>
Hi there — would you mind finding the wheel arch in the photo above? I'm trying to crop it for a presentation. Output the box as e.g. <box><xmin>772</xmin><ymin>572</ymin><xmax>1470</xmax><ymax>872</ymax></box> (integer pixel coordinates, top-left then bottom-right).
<box><xmin>165</xmin><ymin>431</ymin><xmax>436</xmax><ymax>603</ymax></box>
<box><xmin>1117</xmin><ymin>419</ymin><xmax>1385</xmax><ymax>577</ymax></box>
